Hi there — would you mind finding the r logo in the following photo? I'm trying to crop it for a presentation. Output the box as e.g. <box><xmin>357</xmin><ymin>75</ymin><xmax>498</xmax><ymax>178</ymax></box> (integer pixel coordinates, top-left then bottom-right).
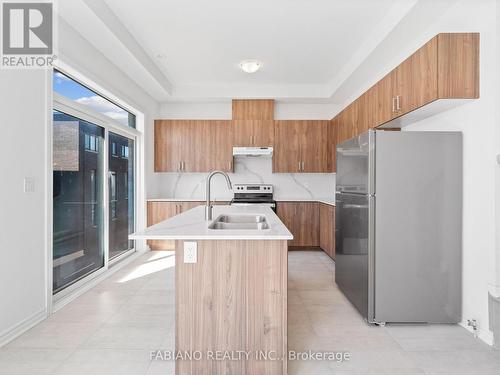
<box><xmin>2</xmin><ymin>2</ymin><xmax>53</xmax><ymax>54</ymax></box>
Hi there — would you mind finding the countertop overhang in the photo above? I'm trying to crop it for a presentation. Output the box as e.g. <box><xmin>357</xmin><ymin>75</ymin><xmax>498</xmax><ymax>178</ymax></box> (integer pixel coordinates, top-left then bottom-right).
<box><xmin>130</xmin><ymin>205</ymin><xmax>293</xmax><ymax>240</ymax></box>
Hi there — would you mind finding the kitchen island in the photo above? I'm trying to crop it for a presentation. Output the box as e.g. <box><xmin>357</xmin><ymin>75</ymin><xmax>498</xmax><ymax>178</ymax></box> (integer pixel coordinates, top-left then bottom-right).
<box><xmin>131</xmin><ymin>205</ymin><xmax>292</xmax><ymax>375</ymax></box>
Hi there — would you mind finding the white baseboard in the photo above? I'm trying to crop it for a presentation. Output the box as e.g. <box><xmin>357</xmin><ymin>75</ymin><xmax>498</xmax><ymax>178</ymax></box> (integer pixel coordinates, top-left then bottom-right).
<box><xmin>459</xmin><ymin>321</ymin><xmax>495</xmax><ymax>346</ymax></box>
<box><xmin>0</xmin><ymin>308</ymin><xmax>47</xmax><ymax>348</ymax></box>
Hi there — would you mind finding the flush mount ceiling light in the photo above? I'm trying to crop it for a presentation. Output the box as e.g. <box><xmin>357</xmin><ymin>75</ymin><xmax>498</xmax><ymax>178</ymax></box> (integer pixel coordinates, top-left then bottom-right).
<box><xmin>239</xmin><ymin>60</ymin><xmax>262</xmax><ymax>73</ymax></box>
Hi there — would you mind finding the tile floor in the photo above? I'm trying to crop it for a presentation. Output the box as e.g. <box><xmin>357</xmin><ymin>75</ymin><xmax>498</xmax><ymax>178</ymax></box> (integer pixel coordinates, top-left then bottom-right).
<box><xmin>0</xmin><ymin>250</ymin><xmax>499</xmax><ymax>374</ymax></box>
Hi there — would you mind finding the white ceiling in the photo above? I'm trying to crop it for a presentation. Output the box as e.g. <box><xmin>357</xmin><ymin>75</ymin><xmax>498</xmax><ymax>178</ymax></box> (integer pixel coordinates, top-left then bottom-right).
<box><xmin>58</xmin><ymin>0</ymin><xmax>423</xmax><ymax>102</ymax></box>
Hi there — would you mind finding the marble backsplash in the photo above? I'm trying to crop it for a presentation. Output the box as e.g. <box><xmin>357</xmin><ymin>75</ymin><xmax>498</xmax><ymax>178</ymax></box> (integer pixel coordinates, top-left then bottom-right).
<box><xmin>147</xmin><ymin>156</ymin><xmax>335</xmax><ymax>201</ymax></box>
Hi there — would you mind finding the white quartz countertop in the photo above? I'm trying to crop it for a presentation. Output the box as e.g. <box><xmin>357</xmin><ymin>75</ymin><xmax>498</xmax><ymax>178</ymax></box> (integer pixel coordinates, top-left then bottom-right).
<box><xmin>275</xmin><ymin>197</ymin><xmax>335</xmax><ymax>206</ymax></box>
<box><xmin>146</xmin><ymin>197</ymin><xmax>335</xmax><ymax>205</ymax></box>
<box><xmin>130</xmin><ymin>205</ymin><xmax>293</xmax><ymax>240</ymax></box>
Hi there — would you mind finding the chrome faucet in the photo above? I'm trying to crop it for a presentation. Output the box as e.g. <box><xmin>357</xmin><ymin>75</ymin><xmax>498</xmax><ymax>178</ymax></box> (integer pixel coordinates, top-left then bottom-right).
<box><xmin>205</xmin><ymin>171</ymin><xmax>232</xmax><ymax>220</ymax></box>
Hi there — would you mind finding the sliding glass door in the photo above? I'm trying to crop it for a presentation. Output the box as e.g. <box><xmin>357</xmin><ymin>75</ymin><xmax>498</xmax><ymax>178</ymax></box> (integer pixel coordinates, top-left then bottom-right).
<box><xmin>108</xmin><ymin>132</ymin><xmax>135</xmax><ymax>260</ymax></box>
<box><xmin>52</xmin><ymin>111</ymin><xmax>105</xmax><ymax>293</ymax></box>
<box><xmin>52</xmin><ymin>69</ymin><xmax>139</xmax><ymax>296</ymax></box>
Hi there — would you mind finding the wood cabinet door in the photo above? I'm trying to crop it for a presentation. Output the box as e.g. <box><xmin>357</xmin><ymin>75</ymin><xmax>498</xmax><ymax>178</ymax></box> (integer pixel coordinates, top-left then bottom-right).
<box><xmin>147</xmin><ymin>201</ymin><xmax>180</xmax><ymax>250</ymax></box>
<box><xmin>319</xmin><ymin>203</ymin><xmax>335</xmax><ymax>259</ymax></box>
<box><xmin>154</xmin><ymin>120</ymin><xmax>184</xmax><ymax>172</ymax></box>
<box><xmin>273</xmin><ymin>121</ymin><xmax>301</xmax><ymax>173</ymax></box>
<box><xmin>207</xmin><ymin>120</ymin><xmax>233</xmax><ymax>172</ymax></box>
<box><xmin>328</xmin><ymin>119</ymin><xmax>337</xmax><ymax>173</ymax></box>
<box><xmin>374</xmin><ymin>72</ymin><xmax>396</xmax><ymax>126</ymax></box>
<box><xmin>233</xmin><ymin>120</ymin><xmax>274</xmax><ymax>147</ymax></box>
<box><xmin>300</xmin><ymin>121</ymin><xmax>329</xmax><ymax>173</ymax></box>
<box><xmin>393</xmin><ymin>36</ymin><xmax>438</xmax><ymax>115</ymax></box>
<box><xmin>179</xmin><ymin>201</ymin><xmax>203</xmax><ymax>212</ymax></box>
<box><xmin>277</xmin><ymin>202</ymin><xmax>319</xmax><ymax>247</ymax></box>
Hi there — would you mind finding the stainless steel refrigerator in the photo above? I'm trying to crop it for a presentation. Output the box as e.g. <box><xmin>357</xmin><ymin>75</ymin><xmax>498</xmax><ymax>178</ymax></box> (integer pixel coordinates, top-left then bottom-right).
<box><xmin>335</xmin><ymin>130</ymin><xmax>462</xmax><ymax>324</ymax></box>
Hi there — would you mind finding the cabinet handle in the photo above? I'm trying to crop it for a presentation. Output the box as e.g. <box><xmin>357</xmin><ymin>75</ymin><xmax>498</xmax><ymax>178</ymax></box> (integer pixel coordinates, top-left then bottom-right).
<box><xmin>301</xmin><ymin>161</ymin><xmax>305</xmax><ymax>171</ymax></box>
<box><xmin>298</xmin><ymin>161</ymin><xmax>301</xmax><ymax>172</ymax></box>
<box><xmin>396</xmin><ymin>95</ymin><xmax>401</xmax><ymax>111</ymax></box>
<box><xmin>392</xmin><ymin>97</ymin><xmax>397</xmax><ymax>112</ymax></box>
<box><xmin>178</xmin><ymin>161</ymin><xmax>182</xmax><ymax>171</ymax></box>
<box><xmin>182</xmin><ymin>161</ymin><xmax>185</xmax><ymax>171</ymax></box>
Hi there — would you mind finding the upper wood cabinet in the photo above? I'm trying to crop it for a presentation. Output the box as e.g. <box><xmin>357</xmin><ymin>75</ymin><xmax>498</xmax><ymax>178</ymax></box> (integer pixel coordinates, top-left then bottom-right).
<box><xmin>392</xmin><ymin>35</ymin><xmax>438</xmax><ymax>116</ymax></box>
<box><xmin>273</xmin><ymin>120</ymin><xmax>329</xmax><ymax>173</ymax></box>
<box><xmin>233</xmin><ymin>120</ymin><xmax>274</xmax><ymax>147</ymax></box>
<box><xmin>154</xmin><ymin>120</ymin><xmax>232</xmax><ymax>172</ymax></box>
<box><xmin>327</xmin><ymin>120</ymin><xmax>337</xmax><ymax>173</ymax></box>
<box><xmin>232</xmin><ymin>99</ymin><xmax>274</xmax><ymax>120</ymax></box>
<box><xmin>273</xmin><ymin>120</ymin><xmax>301</xmax><ymax>173</ymax></box>
<box><xmin>437</xmin><ymin>33</ymin><xmax>479</xmax><ymax>99</ymax></box>
<box><xmin>331</xmin><ymin>32</ymin><xmax>479</xmax><ymax>146</ymax></box>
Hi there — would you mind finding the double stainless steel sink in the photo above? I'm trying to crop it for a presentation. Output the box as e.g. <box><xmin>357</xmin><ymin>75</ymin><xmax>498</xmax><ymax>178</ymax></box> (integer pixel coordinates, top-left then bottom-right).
<box><xmin>208</xmin><ymin>214</ymin><xmax>270</xmax><ymax>230</ymax></box>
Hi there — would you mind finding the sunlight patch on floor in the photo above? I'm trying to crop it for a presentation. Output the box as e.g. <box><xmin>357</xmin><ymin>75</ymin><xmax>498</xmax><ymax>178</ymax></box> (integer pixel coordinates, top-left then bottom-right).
<box><xmin>119</xmin><ymin>252</ymin><xmax>175</xmax><ymax>282</ymax></box>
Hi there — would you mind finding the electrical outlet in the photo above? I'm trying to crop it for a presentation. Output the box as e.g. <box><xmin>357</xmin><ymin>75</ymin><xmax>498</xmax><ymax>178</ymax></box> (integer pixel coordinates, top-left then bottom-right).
<box><xmin>183</xmin><ymin>242</ymin><xmax>197</xmax><ymax>263</ymax></box>
<box><xmin>24</xmin><ymin>177</ymin><xmax>35</xmax><ymax>193</ymax></box>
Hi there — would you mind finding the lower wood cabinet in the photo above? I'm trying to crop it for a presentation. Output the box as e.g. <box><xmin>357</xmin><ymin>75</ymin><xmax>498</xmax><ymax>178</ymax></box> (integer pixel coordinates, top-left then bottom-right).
<box><xmin>276</xmin><ymin>202</ymin><xmax>319</xmax><ymax>247</ymax></box>
<box><xmin>319</xmin><ymin>203</ymin><xmax>335</xmax><ymax>259</ymax></box>
<box><xmin>147</xmin><ymin>201</ymin><xmax>199</xmax><ymax>250</ymax></box>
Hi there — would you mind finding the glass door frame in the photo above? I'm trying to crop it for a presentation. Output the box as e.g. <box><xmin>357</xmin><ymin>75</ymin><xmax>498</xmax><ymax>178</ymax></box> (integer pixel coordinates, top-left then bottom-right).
<box><xmin>52</xmin><ymin>92</ymin><xmax>141</xmax><ymax>303</ymax></box>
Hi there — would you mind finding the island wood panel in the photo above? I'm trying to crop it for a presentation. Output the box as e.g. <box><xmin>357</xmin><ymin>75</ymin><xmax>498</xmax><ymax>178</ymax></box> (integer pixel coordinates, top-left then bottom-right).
<box><xmin>233</xmin><ymin>119</ymin><xmax>274</xmax><ymax>147</ymax></box>
<box><xmin>232</xmin><ymin>99</ymin><xmax>275</xmax><ymax>120</ymax></box>
<box><xmin>175</xmin><ymin>240</ymin><xmax>287</xmax><ymax>375</ymax></box>
<box><xmin>437</xmin><ymin>33</ymin><xmax>479</xmax><ymax>99</ymax></box>
<box><xmin>276</xmin><ymin>202</ymin><xmax>319</xmax><ymax>247</ymax></box>
<box><xmin>319</xmin><ymin>203</ymin><xmax>335</xmax><ymax>260</ymax></box>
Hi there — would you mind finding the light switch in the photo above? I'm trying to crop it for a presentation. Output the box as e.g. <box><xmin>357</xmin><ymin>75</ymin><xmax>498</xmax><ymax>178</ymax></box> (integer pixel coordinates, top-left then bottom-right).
<box><xmin>24</xmin><ymin>177</ymin><xmax>35</xmax><ymax>193</ymax></box>
<box><xmin>184</xmin><ymin>241</ymin><xmax>197</xmax><ymax>263</ymax></box>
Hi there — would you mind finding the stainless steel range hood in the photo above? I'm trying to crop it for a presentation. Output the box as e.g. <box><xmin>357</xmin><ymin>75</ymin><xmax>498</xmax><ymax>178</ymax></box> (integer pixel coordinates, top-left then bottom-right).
<box><xmin>232</xmin><ymin>147</ymin><xmax>273</xmax><ymax>157</ymax></box>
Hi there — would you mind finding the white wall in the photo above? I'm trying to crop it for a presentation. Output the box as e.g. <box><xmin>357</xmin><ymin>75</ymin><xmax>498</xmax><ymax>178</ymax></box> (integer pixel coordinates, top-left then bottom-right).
<box><xmin>0</xmin><ymin>16</ymin><xmax>159</xmax><ymax>346</ymax></box>
<box><xmin>0</xmin><ymin>69</ymin><xmax>50</xmax><ymax>345</ymax></box>
<box><xmin>400</xmin><ymin>0</ymin><xmax>497</xmax><ymax>344</ymax></box>
<box><xmin>159</xmin><ymin>100</ymin><xmax>339</xmax><ymax>120</ymax></box>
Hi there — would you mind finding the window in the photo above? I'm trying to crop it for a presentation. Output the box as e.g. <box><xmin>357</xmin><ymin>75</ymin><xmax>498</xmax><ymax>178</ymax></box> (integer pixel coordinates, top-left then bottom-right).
<box><xmin>84</xmin><ymin>134</ymin><xmax>99</xmax><ymax>152</ymax></box>
<box><xmin>121</xmin><ymin>145</ymin><xmax>129</xmax><ymax>158</ymax></box>
<box><xmin>53</xmin><ymin>69</ymin><xmax>136</xmax><ymax>128</ymax></box>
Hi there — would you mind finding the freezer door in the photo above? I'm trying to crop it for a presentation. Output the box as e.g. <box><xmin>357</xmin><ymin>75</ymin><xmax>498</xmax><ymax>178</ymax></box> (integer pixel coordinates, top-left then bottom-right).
<box><xmin>335</xmin><ymin>192</ymin><xmax>374</xmax><ymax>321</ymax></box>
<box><xmin>374</xmin><ymin>131</ymin><xmax>462</xmax><ymax>323</ymax></box>
<box><xmin>336</xmin><ymin>130</ymin><xmax>374</xmax><ymax>195</ymax></box>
